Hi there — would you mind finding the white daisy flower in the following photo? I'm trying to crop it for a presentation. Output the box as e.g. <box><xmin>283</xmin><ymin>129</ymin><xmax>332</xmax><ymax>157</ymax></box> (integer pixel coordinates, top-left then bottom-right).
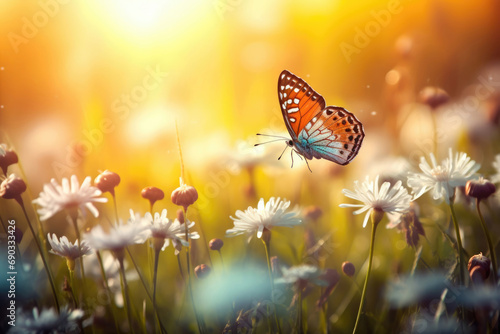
<box><xmin>275</xmin><ymin>264</ymin><xmax>327</xmax><ymax>286</ymax></box>
<box><xmin>84</xmin><ymin>220</ymin><xmax>149</xmax><ymax>252</ymax></box>
<box><xmin>33</xmin><ymin>175</ymin><xmax>108</xmax><ymax>221</ymax></box>
<box><xmin>407</xmin><ymin>148</ymin><xmax>481</xmax><ymax>203</ymax></box>
<box><xmin>340</xmin><ymin>175</ymin><xmax>412</xmax><ymax>228</ymax></box>
<box><xmin>140</xmin><ymin>209</ymin><xmax>200</xmax><ymax>254</ymax></box>
<box><xmin>226</xmin><ymin>197</ymin><xmax>301</xmax><ymax>238</ymax></box>
<box><xmin>492</xmin><ymin>154</ymin><xmax>500</xmax><ymax>183</ymax></box>
<box><xmin>8</xmin><ymin>306</ymin><xmax>84</xmax><ymax>334</ymax></box>
<box><xmin>47</xmin><ymin>233</ymin><xmax>92</xmax><ymax>259</ymax></box>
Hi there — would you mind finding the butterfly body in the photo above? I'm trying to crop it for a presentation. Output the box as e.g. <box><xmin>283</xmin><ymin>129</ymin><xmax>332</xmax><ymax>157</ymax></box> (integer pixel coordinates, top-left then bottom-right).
<box><xmin>277</xmin><ymin>70</ymin><xmax>364</xmax><ymax>166</ymax></box>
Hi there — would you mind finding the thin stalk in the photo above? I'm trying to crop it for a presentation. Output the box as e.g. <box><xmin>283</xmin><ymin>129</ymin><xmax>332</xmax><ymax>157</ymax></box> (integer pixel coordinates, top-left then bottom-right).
<box><xmin>19</xmin><ymin>200</ymin><xmax>60</xmax><ymax>312</ymax></box>
<box><xmin>297</xmin><ymin>287</ymin><xmax>303</xmax><ymax>334</ymax></box>
<box><xmin>352</xmin><ymin>220</ymin><xmax>378</xmax><ymax>334</ymax></box>
<box><xmin>70</xmin><ymin>214</ymin><xmax>87</xmax><ymax>287</ymax></box>
<box><xmin>118</xmin><ymin>257</ymin><xmax>134</xmax><ymax>333</ymax></box>
<box><xmin>112</xmin><ymin>193</ymin><xmax>119</xmax><ymax>224</ymax></box>
<box><xmin>69</xmin><ymin>270</ymin><xmax>78</xmax><ymax>308</ymax></box>
<box><xmin>153</xmin><ymin>247</ymin><xmax>162</xmax><ymax>333</ymax></box>
<box><xmin>177</xmin><ymin>254</ymin><xmax>185</xmax><ymax>280</ymax></box>
<box><xmin>96</xmin><ymin>251</ymin><xmax>119</xmax><ymax>333</ymax></box>
<box><xmin>448</xmin><ymin>201</ymin><xmax>465</xmax><ymax>286</ymax></box>
<box><xmin>262</xmin><ymin>238</ymin><xmax>282</xmax><ymax>334</ymax></box>
<box><xmin>218</xmin><ymin>250</ymin><xmax>225</xmax><ymax>272</ymax></box>
<box><xmin>184</xmin><ymin>215</ymin><xmax>204</xmax><ymax>334</ymax></box>
<box><xmin>475</xmin><ymin>199</ymin><xmax>498</xmax><ymax>282</ymax></box>
<box><xmin>448</xmin><ymin>201</ymin><xmax>466</xmax><ymax>330</ymax></box>
<box><xmin>124</xmin><ymin>247</ymin><xmax>168</xmax><ymax>334</ymax></box>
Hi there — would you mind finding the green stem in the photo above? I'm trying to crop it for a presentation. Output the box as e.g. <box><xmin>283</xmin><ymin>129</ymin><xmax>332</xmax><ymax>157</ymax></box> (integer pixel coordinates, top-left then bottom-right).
<box><xmin>352</xmin><ymin>220</ymin><xmax>378</xmax><ymax>334</ymax></box>
<box><xmin>297</xmin><ymin>287</ymin><xmax>303</xmax><ymax>334</ymax></box>
<box><xmin>218</xmin><ymin>250</ymin><xmax>225</xmax><ymax>272</ymax></box>
<box><xmin>118</xmin><ymin>257</ymin><xmax>134</xmax><ymax>333</ymax></box>
<box><xmin>476</xmin><ymin>199</ymin><xmax>498</xmax><ymax>282</ymax></box>
<box><xmin>262</xmin><ymin>238</ymin><xmax>282</xmax><ymax>334</ymax></box>
<box><xmin>70</xmin><ymin>214</ymin><xmax>87</xmax><ymax>288</ymax></box>
<box><xmin>69</xmin><ymin>269</ymin><xmax>78</xmax><ymax>308</ymax></box>
<box><xmin>19</xmin><ymin>199</ymin><xmax>60</xmax><ymax>312</ymax></box>
<box><xmin>124</xmin><ymin>247</ymin><xmax>168</xmax><ymax>334</ymax></box>
<box><xmin>184</xmin><ymin>213</ymin><xmax>204</xmax><ymax>334</ymax></box>
<box><xmin>448</xmin><ymin>201</ymin><xmax>465</xmax><ymax>286</ymax></box>
<box><xmin>96</xmin><ymin>251</ymin><xmax>119</xmax><ymax>333</ymax></box>
<box><xmin>112</xmin><ymin>193</ymin><xmax>119</xmax><ymax>224</ymax></box>
<box><xmin>153</xmin><ymin>248</ymin><xmax>162</xmax><ymax>333</ymax></box>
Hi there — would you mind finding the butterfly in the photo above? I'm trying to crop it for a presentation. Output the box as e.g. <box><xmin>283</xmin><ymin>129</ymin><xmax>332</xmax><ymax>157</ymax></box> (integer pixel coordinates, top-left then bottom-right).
<box><xmin>257</xmin><ymin>70</ymin><xmax>365</xmax><ymax>170</ymax></box>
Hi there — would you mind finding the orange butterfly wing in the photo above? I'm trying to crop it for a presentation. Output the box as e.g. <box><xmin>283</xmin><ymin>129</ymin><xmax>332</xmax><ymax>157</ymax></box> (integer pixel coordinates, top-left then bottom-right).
<box><xmin>277</xmin><ymin>70</ymin><xmax>326</xmax><ymax>139</ymax></box>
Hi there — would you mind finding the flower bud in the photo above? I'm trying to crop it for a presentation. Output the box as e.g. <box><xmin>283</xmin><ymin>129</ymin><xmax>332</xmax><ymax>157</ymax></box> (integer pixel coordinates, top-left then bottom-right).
<box><xmin>66</xmin><ymin>258</ymin><xmax>76</xmax><ymax>272</ymax></box>
<box><xmin>342</xmin><ymin>261</ymin><xmax>356</xmax><ymax>277</ymax></box>
<box><xmin>95</xmin><ymin>170</ymin><xmax>120</xmax><ymax>196</ymax></box>
<box><xmin>0</xmin><ymin>146</ymin><xmax>18</xmax><ymax>175</ymax></box>
<box><xmin>303</xmin><ymin>206</ymin><xmax>323</xmax><ymax>222</ymax></box>
<box><xmin>468</xmin><ymin>253</ymin><xmax>491</xmax><ymax>280</ymax></box>
<box><xmin>209</xmin><ymin>238</ymin><xmax>223</xmax><ymax>251</ymax></box>
<box><xmin>171</xmin><ymin>178</ymin><xmax>198</xmax><ymax>211</ymax></box>
<box><xmin>0</xmin><ymin>174</ymin><xmax>26</xmax><ymax>200</ymax></box>
<box><xmin>419</xmin><ymin>86</ymin><xmax>449</xmax><ymax>110</ymax></box>
<box><xmin>141</xmin><ymin>186</ymin><xmax>164</xmax><ymax>208</ymax></box>
<box><xmin>194</xmin><ymin>264</ymin><xmax>211</xmax><ymax>279</ymax></box>
<box><xmin>261</xmin><ymin>228</ymin><xmax>271</xmax><ymax>244</ymax></box>
<box><xmin>465</xmin><ymin>178</ymin><xmax>496</xmax><ymax>201</ymax></box>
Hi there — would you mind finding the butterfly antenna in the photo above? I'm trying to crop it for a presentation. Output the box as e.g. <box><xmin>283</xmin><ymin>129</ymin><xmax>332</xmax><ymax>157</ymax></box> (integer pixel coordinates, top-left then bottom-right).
<box><xmin>255</xmin><ymin>133</ymin><xmax>290</xmax><ymax>147</ymax></box>
<box><xmin>256</xmin><ymin>133</ymin><xmax>289</xmax><ymax>139</ymax></box>
<box><xmin>278</xmin><ymin>144</ymin><xmax>289</xmax><ymax>161</ymax></box>
<box><xmin>254</xmin><ymin>138</ymin><xmax>288</xmax><ymax>147</ymax></box>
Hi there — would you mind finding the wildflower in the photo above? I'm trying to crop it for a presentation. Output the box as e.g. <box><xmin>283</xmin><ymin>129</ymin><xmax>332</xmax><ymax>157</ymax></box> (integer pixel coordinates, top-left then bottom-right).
<box><xmin>0</xmin><ymin>174</ymin><xmax>26</xmax><ymax>200</ymax></box>
<box><xmin>84</xmin><ymin>221</ymin><xmax>149</xmax><ymax>260</ymax></box>
<box><xmin>0</xmin><ymin>144</ymin><xmax>18</xmax><ymax>175</ymax></box>
<box><xmin>226</xmin><ymin>197</ymin><xmax>301</xmax><ymax>238</ymax></box>
<box><xmin>419</xmin><ymin>86</ymin><xmax>449</xmax><ymax>110</ymax></box>
<box><xmin>465</xmin><ymin>178</ymin><xmax>496</xmax><ymax>201</ymax></box>
<box><xmin>94</xmin><ymin>170</ymin><xmax>120</xmax><ymax>196</ymax></box>
<box><xmin>32</xmin><ymin>175</ymin><xmax>108</xmax><ymax>221</ymax></box>
<box><xmin>141</xmin><ymin>186</ymin><xmax>164</xmax><ymax>208</ymax></box>
<box><xmin>171</xmin><ymin>177</ymin><xmax>198</xmax><ymax>211</ymax></box>
<box><xmin>47</xmin><ymin>233</ymin><xmax>92</xmax><ymax>271</ymax></box>
<box><xmin>492</xmin><ymin>154</ymin><xmax>500</xmax><ymax>183</ymax></box>
<box><xmin>342</xmin><ymin>261</ymin><xmax>356</xmax><ymax>277</ymax></box>
<box><xmin>141</xmin><ymin>209</ymin><xmax>199</xmax><ymax>254</ymax></box>
<box><xmin>387</xmin><ymin>202</ymin><xmax>425</xmax><ymax>248</ymax></box>
<box><xmin>195</xmin><ymin>264</ymin><xmax>211</xmax><ymax>279</ymax></box>
<box><xmin>275</xmin><ymin>264</ymin><xmax>327</xmax><ymax>287</ymax></box>
<box><xmin>407</xmin><ymin>149</ymin><xmax>480</xmax><ymax>204</ymax></box>
<box><xmin>209</xmin><ymin>238</ymin><xmax>224</xmax><ymax>251</ymax></box>
<box><xmin>340</xmin><ymin>175</ymin><xmax>412</xmax><ymax>228</ymax></box>
<box><xmin>9</xmin><ymin>306</ymin><xmax>84</xmax><ymax>334</ymax></box>
<box><xmin>468</xmin><ymin>253</ymin><xmax>491</xmax><ymax>281</ymax></box>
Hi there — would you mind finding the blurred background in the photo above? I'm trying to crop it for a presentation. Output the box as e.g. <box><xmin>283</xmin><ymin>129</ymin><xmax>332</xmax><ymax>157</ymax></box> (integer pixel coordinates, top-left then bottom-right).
<box><xmin>1</xmin><ymin>0</ymin><xmax>500</xmax><ymax>332</ymax></box>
